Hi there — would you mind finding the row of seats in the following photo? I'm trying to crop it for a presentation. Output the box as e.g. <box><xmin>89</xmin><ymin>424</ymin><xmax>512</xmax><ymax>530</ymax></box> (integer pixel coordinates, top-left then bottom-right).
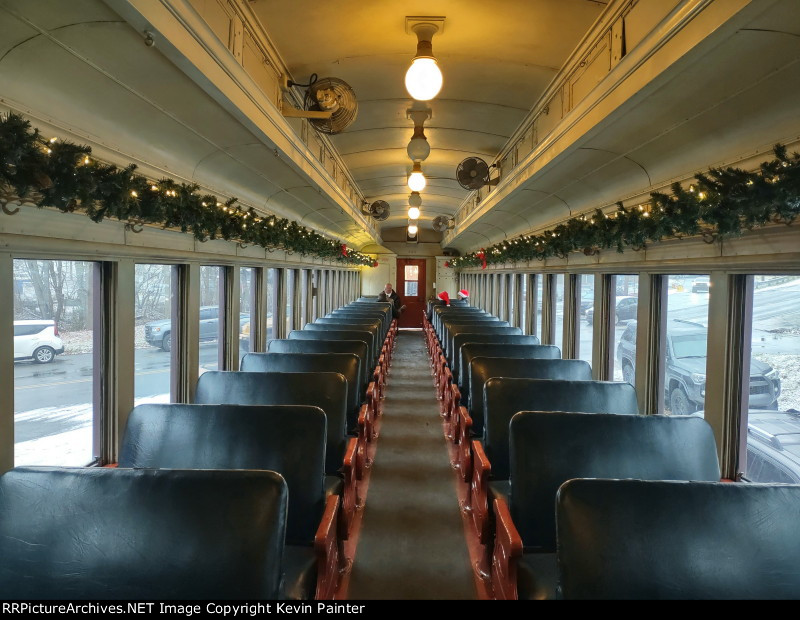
<box><xmin>422</xmin><ymin>302</ymin><xmax>800</xmax><ymax>599</ymax></box>
<box><xmin>0</xmin><ymin>299</ymin><xmax>397</xmax><ymax>600</ymax></box>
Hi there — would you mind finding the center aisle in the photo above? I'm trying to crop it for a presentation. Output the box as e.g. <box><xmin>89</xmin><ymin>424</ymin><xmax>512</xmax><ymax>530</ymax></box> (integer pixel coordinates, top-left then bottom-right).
<box><xmin>347</xmin><ymin>329</ymin><xmax>476</xmax><ymax>599</ymax></box>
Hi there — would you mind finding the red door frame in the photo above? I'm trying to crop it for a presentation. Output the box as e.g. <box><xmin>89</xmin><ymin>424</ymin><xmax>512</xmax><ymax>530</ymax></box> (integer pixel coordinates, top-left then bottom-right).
<box><xmin>396</xmin><ymin>258</ymin><xmax>426</xmax><ymax>328</ymax></box>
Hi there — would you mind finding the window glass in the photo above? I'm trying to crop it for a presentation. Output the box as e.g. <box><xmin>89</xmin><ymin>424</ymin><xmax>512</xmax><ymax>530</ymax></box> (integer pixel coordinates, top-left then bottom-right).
<box><xmin>14</xmin><ymin>259</ymin><xmax>96</xmax><ymax>466</ymax></box>
<box><xmin>285</xmin><ymin>269</ymin><xmax>295</xmax><ymax>335</ymax></box>
<box><xmin>267</xmin><ymin>269</ymin><xmax>275</xmax><ymax>341</ymax></box>
<box><xmin>553</xmin><ymin>274</ymin><xmax>564</xmax><ymax>350</ymax></box>
<box><xmin>534</xmin><ymin>275</ymin><xmax>542</xmax><ymax>337</ymax></box>
<box><xmin>135</xmin><ymin>264</ymin><xmax>173</xmax><ymax>409</ymax></box>
<box><xmin>577</xmin><ymin>275</ymin><xmax>594</xmax><ymax>365</ymax></box>
<box><xmin>662</xmin><ymin>275</ymin><xmax>710</xmax><ymax>415</ymax></box>
<box><xmin>239</xmin><ymin>268</ymin><xmax>254</xmax><ymax>363</ymax></box>
<box><xmin>405</xmin><ymin>265</ymin><xmax>419</xmax><ymax>297</ymax></box>
<box><xmin>742</xmin><ymin>275</ymin><xmax>800</xmax><ymax>483</ymax></box>
<box><xmin>612</xmin><ymin>275</ymin><xmax>639</xmax><ymax>385</ymax></box>
<box><xmin>200</xmin><ymin>266</ymin><xmax>222</xmax><ymax>372</ymax></box>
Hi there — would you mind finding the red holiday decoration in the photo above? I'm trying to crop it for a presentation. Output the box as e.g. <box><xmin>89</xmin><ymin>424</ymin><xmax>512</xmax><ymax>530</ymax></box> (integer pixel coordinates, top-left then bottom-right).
<box><xmin>444</xmin><ymin>261</ymin><xmax>450</xmax><ymax>268</ymax></box>
<box><xmin>372</xmin><ymin>260</ymin><xmax>379</xmax><ymax>268</ymax></box>
<box><xmin>476</xmin><ymin>249</ymin><xmax>487</xmax><ymax>269</ymax></box>
<box><xmin>341</xmin><ymin>244</ymin><xmax>348</xmax><ymax>257</ymax></box>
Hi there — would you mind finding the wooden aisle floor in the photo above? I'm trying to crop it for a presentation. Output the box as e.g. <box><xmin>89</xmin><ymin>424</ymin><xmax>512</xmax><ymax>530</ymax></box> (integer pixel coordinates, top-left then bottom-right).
<box><xmin>346</xmin><ymin>329</ymin><xmax>476</xmax><ymax>599</ymax></box>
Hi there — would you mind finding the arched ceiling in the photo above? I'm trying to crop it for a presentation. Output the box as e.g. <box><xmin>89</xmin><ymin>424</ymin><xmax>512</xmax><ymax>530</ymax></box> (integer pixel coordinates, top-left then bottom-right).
<box><xmin>250</xmin><ymin>0</ymin><xmax>607</xmax><ymax>230</ymax></box>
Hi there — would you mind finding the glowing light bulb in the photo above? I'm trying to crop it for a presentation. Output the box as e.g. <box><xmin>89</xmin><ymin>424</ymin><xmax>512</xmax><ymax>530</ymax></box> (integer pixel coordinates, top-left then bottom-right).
<box><xmin>408</xmin><ymin>162</ymin><xmax>426</xmax><ymax>192</ymax></box>
<box><xmin>408</xmin><ymin>206</ymin><xmax>420</xmax><ymax>220</ymax></box>
<box><xmin>408</xmin><ymin>223</ymin><xmax>418</xmax><ymax>235</ymax></box>
<box><xmin>405</xmin><ymin>57</ymin><xmax>443</xmax><ymax>101</ymax></box>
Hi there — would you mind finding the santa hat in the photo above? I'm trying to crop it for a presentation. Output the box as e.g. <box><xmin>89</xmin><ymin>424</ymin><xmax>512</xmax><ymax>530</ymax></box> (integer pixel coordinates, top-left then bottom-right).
<box><xmin>458</xmin><ymin>289</ymin><xmax>470</xmax><ymax>299</ymax></box>
<box><xmin>438</xmin><ymin>291</ymin><xmax>450</xmax><ymax>305</ymax></box>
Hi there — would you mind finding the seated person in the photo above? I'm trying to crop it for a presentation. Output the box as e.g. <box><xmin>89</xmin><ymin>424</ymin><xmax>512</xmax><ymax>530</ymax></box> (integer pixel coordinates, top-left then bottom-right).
<box><xmin>378</xmin><ymin>283</ymin><xmax>406</xmax><ymax>318</ymax></box>
<box><xmin>457</xmin><ymin>289</ymin><xmax>470</xmax><ymax>304</ymax></box>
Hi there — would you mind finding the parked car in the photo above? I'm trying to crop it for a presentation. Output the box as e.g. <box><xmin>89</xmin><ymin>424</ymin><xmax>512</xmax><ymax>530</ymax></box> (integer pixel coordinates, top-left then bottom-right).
<box><xmin>14</xmin><ymin>320</ymin><xmax>65</xmax><ymax>364</ymax></box>
<box><xmin>238</xmin><ymin>315</ymin><xmax>273</xmax><ymax>353</ymax></box>
<box><xmin>745</xmin><ymin>409</ymin><xmax>800</xmax><ymax>482</ymax></box>
<box><xmin>617</xmin><ymin>319</ymin><xmax>781</xmax><ymax>414</ymax></box>
<box><xmin>691</xmin><ymin>276</ymin><xmax>710</xmax><ymax>293</ymax></box>
<box><xmin>585</xmin><ymin>295</ymin><xmax>637</xmax><ymax>325</ymax></box>
<box><xmin>145</xmin><ymin>307</ymin><xmax>250</xmax><ymax>352</ymax></box>
<box><xmin>580</xmin><ymin>290</ymin><xmax>595</xmax><ymax>316</ymax></box>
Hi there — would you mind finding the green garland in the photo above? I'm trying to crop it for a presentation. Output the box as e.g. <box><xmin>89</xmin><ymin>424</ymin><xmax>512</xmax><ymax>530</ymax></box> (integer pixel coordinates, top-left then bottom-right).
<box><xmin>0</xmin><ymin>113</ymin><xmax>374</xmax><ymax>267</ymax></box>
<box><xmin>448</xmin><ymin>144</ymin><xmax>800</xmax><ymax>269</ymax></box>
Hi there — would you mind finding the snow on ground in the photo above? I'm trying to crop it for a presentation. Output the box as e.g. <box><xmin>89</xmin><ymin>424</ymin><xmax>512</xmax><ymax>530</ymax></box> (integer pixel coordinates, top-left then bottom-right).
<box><xmin>14</xmin><ymin>393</ymin><xmax>169</xmax><ymax>467</ymax></box>
<box><xmin>755</xmin><ymin>354</ymin><xmax>800</xmax><ymax>411</ymax></box>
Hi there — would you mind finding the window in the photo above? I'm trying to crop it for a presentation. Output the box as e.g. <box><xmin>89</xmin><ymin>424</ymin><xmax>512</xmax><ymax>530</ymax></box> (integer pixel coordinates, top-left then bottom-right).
<box><xmin>741</xmin><ymin>275</ymin><xmax>800</xmax><ymax>483</ymax></box>
<box><xmin>662</xmin><ymin>275</ymin><xmax>710</xmax><ymax>415</ymax></box>
<box><xmin>612</xmin><ymin>274</ymin><xmax>639</xmax><ymax>385</ymax></box>
<box><xmin>239</xmin><ymin>267</ymin><xmax>255</xmax><ymax>363</ymax></box>
<box><xmin>267</xmin><ymin>268</ymin><xmax>275</xmax><ymax>341</ymax></box>
<box><xmin>200</xmin><ymin>265</ymin><xmax>222</xmax><ymax>372</ymax></box>
<box><xmin>13</xmin><ymin>259</ymin><xmax>97</xmax><ymax>466</ymax></box>
<box><xmin>285</xmin><ymin>269</ymin><xmax>295</xmax><ymax>335</ymax></box>
<box><xmin>404</xmin><ymin>264</ymin><xmax>419</xmax><ymax>297</ymax></box>
<box><xmin>535</xmin><ymin>275</ymin><xmax>543</xmax><ymax>337</ymax></box>
<box><xmin>577</xmin><ymin>275</ymin><xmax>594</xmax><ymax>365</ymax></box>
<box><xmin>553</xmin><ymin>274</ymin><xmax>564</xmax><ymax>350</ymax></box>
<box><xmin>135</xmin><ymin>264</ymin><xmax>174</xmax><ymax>407</ymax></box>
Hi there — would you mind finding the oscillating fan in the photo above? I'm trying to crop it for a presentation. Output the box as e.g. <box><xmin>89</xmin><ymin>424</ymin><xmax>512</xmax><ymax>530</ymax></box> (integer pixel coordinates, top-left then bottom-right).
<box><xmin>282</xmin><ymin>74</ymin><xmax>358</xmax><ymax>134</ymax></box>
<box><xmin>432</xmin><ymin>216</ymin><xmax>455</xmax><ymax>232</ymax></box>
<box><xmin>361</xmin><ymin>200</ymin><xmax>390</xmax><ymax>221</ymax></box>
<box><xmin>456</xmin><ymin>157</ymin><xmax>497</xmax><ymax>191</ymax></box>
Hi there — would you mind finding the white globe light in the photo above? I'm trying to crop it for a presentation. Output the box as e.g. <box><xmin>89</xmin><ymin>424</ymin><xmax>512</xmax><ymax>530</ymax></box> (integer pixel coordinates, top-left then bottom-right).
<box><xmin>408</xmin><ymin>171</ymin><xmax>426</xmax><ymax>192</ymax></box>
<box><xmin>407</xmin><ymin>136</ymin><xmax>430</xmax><ymax>161</ymax></box>
<box><xmin>405</xmin><ymin>57</ymin><xmax>443</xmax><ymax>101</ymax></box>
<box><xmin>408</xmin><ymin>224</ymin><xmax>419</xmax><ymax>235</ymax></box>
<box><xmin>408</xmin><ymin>191</ymin><xmax>422</xmax><ymax>207</ymax></box>
<box><xmin>408</xmin><ymin>206</ymin><xmax>420</xmax><ymax>220</ymax></box>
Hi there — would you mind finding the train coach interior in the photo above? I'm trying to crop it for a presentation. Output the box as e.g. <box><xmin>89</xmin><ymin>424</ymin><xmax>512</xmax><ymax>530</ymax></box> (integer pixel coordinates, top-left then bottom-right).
<box><xmin>1</xmin><ymin>0</ymin><xmax>800</xmax><ymax>600</ymax></box>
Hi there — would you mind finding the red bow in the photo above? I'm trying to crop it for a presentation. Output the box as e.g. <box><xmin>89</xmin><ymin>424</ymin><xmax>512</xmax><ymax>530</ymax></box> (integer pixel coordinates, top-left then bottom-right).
<box><xmin>476</xmin><ymin>250</ymin><xmax>487</xmax><ymax>270</ymax></box>
<box><xmin>372</xmin><ymin>261</ymin><xmax>379</xmax><ymax>268</ymax></box>
<box><xmin>444</xmin><ymin>261</ymin><xmax>450</xmax><ymax>268</ymax></box>
<box><xmin>341</xmin><ymin>244</ymin><xmax>348</xmax><ymax>257</ymax></box>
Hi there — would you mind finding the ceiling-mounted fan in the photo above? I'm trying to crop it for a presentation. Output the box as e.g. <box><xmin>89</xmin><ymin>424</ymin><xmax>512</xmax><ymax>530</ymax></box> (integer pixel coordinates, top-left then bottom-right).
<box><xmin>281</xmin><ymin>73</ymin><xmax>358</xmax><ymax>134</ymax></box>
<box><xmin>360</xmin><ymin>200</ymin><xmax>390</xmax><ymax>221</ymax></box>
<box><xmin>456</xmin><ymin>157</ymin><xmax>499</xmax><ymax>191</ymax></box>
<box><xmin>432</xmin><ymin>215</ymin><xmax>455</xmax><ymax>232</ymax></box>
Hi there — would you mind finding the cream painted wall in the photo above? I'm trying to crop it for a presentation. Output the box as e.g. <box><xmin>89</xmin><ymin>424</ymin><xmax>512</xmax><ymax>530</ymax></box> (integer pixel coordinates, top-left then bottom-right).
<box><xmin>361</xmin><ymin>253</ymin><xmax>396</xmax><ymax>298</ymax></box>
<box><xmin>435</xmin><ymin>257</ymin><xmax>458</xmax><ymax>300</ymax></box>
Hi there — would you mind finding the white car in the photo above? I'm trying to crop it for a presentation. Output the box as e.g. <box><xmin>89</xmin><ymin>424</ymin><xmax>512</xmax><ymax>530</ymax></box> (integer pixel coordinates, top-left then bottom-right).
<box><xmin>14</xmin><ymin>320</ymin><xmax>65</xmax><ymax>364</ymax></box>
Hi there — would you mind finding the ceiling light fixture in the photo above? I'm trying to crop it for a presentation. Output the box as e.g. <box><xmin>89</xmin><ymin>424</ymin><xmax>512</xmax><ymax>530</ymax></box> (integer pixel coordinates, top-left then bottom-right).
<box><xmin>408</xmin><ymin>191</ymin><xmax>422</xmax><ymax>219</ymax></box>
<box><xmin>406</xmin><ymin>107</ymin><xmax>432</xmax><ymax>161</ymax></box>
<box><xmin>408</xmin><ymin>223</ymin><xmax>419</xmax><ymax>236</ymax></box>
<box><xmin>408</xmin><ymin>162</ymin><xmax>426</xmax><ymax>192</ymax></box>
<box><xmin>408</xmin><ymin>206</ymin><xmax>420</xmax><ymax>220</ymax></box>
<box><xmin>405</xmin><ymin>17</ymin><xmax>444</xmax><ymax>101</ymax></box>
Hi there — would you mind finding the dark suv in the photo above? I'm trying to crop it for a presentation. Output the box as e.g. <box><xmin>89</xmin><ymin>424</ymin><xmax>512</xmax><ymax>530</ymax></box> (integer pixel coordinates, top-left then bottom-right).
<box><xmin>617</xmin><ymin>319</ymin><xmax>781</xmax><ymax>414</ymax></box>
<box><xmin>585</xmin><ymin>296</ymin><xmax>637</xmax><ymax>325</ymax></box>
<box><xmin>745</xmin><ymin>410</ymin><xmax>800</xmax><ymax>482</ymax></box>
<box><xmin>145</xmin><ymin>306</ymin><xmax>250</xmax><ymax>352</ymax></box>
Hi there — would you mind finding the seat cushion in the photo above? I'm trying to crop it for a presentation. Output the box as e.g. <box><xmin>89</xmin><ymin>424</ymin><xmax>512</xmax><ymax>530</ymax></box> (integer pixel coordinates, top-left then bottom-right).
<box><xmin>282</xmin><ymin>545</ymin><xmax>317</xmax><ymax>601</ymax></box>
<box><xmin>517</xmin><ymin>552</ymin><xmax>558</xmax><ymax>601</ymax></box>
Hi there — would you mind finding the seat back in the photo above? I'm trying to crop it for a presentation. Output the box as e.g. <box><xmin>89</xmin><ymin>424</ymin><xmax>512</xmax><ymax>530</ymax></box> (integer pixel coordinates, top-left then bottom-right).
<box><xmin>468</xmin><ymin>359</ymin><xmax>592</xmax><ymax>434</ymax></box>
<box><xmin>439</xmin><ymin>317</ymin><xmax>502</xmax><ymax>342</ymax></box>
<box><xmin>195</xmin><ymin>371</ymin><xmax>348</xmax><ymax>475</ymax></box>
<box><xmin>0</xmin><ymin>467</ymin><xmax>287</xmax><ymax>600</ymax></box>
<box><xmin>241</xmin><ymin>353</ymin><xmax>361</xmax><ymax>431</ymax></box>
<box><xmin>483</xmin><ymin>378</ymin><xmax>639</xmax><ymax>479</ymax></box>
<box><xmin>445</xmin><ymin>325</ymin><xmax>519</xmax><ymax>361</ymax></box>
<box><xmin>459</xmin><ymin>341</ymin><xmax>551</xmax><ymax>392</ymax></box>
<box><xmin>557</xmin><ymin>479</ymin><xmax>800</xmax><ymax>599</ymax></box>
<box><xmin>120</xmin><ymin>403</ymin><xmax>325</xmax><ymax>545</ymax></box>
<box><xmin>511</xmin><ymin>411</ymin><xmax>720</xmax><ymax>551</ymax></box>
<box><xmin>289</xmin><ymin>329</ymin><xmax>375</xmax><ymax>367</ymax></box>
<box><xmin>268</xmin><ymin>338</ymin><xmax>370</xmax><ymax>387</ymax></box>
<box><xmin>330</xmin><ymin>310</ymin><xmax>390</xmax><ymax>335</ymax></box>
